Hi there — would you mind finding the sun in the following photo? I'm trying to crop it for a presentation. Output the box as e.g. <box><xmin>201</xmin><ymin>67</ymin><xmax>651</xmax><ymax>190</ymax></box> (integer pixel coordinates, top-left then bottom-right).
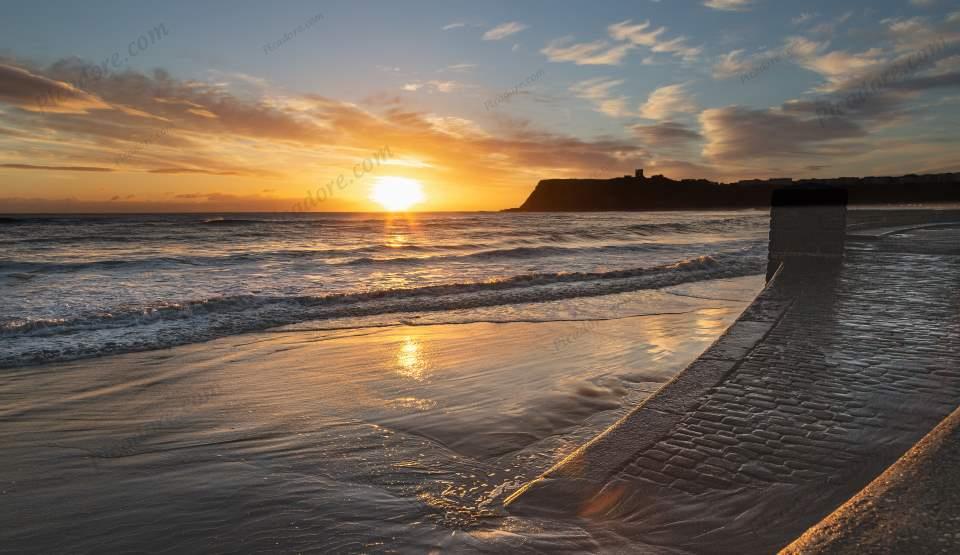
<box><xmin>370</xmin><ymin>176</ymin><xmax>425</xmax><ymax>212</ymax></box>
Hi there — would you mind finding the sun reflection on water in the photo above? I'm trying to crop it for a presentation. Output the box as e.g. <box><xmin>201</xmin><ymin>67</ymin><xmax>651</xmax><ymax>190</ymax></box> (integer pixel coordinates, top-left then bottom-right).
<box><xmin>395</xmin><ymin>336</ymin><xmax>428</xmax><ymax>381</ymax></box>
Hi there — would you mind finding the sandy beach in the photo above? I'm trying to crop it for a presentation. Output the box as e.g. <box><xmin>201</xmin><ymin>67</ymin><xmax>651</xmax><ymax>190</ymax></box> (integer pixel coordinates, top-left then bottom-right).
<box><xmin>0</xmin><ymin>276</ymin><xmax>762</xmax><ymax>553</ymax></box>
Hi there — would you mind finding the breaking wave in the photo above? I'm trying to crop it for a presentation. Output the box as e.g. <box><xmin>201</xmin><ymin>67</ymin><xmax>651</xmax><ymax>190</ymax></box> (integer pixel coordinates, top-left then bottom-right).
<box><xmin>0</xmin><ymin>251</ymin><xmax>765</xmax><ymax>368</ymax></box>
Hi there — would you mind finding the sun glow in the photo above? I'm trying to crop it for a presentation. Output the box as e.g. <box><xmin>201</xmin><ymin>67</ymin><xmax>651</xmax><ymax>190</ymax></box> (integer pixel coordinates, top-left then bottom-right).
<box><xmin>370</xmin><ymin>177</ymin><xmax>425</xmax><ymax>211</ymax></box>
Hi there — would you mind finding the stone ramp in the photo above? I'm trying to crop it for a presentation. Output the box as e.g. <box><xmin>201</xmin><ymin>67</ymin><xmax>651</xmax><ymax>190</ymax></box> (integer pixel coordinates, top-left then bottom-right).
<box><xmin>506</xmin><ymin>226</ymin><xmax>960</xmax><ymax>553</ymax></box>
<box><xmin>782</xmin><ymin>404</ymin><xmax>960</xmax><ymax>554</ymax></box>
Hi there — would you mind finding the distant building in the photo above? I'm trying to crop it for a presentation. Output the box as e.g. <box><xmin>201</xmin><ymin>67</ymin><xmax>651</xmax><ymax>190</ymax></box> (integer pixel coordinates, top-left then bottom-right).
<box><xmin>635</xmin><ymin>168</ymin><xmax>645</xmax><ymax>179</ymax></box>
<box><xmin>767</xmin><ymin>178</ymin><xmax>793</xmax><ymax>186</ymax></box>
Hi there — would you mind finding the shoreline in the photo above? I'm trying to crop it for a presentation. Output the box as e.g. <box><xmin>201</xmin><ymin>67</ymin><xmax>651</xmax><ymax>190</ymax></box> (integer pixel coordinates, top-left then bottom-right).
<box><xmin>0</xmin><ymin>281</ymin><xmax>761</xmax><ymax>552</ymax></box>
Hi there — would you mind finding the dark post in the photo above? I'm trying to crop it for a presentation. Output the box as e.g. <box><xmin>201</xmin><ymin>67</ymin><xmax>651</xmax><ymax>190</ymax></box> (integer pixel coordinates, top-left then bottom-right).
<box><xmin>767</xmin><ymin>186</ymin><xmax>848</xmax><ymax>281</ymax></box>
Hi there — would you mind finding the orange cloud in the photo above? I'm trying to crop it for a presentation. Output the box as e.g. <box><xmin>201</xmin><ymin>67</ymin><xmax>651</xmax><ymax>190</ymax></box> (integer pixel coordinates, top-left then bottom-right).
<box><xmin>0</xmin><ymin>58</ymin><xmax>655</xmax><ymax>211</ymax></box>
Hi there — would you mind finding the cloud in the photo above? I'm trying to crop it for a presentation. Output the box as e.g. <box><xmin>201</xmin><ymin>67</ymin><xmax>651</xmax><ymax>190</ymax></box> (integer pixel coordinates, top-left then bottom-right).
<box><xmin>442</xmin><ymin>22</ymin><xmax>466</xmax><ymax>31</ymax></box>
<box><xmin>569</xmin><ymin>78</ymin><xmax>699</xmax><ymax>121</ymax></box>
<box><xmin>792</xmin><ymin>12</ymin><xmax>817</xmax><ymax>25</ymax></box>
<box><xmin>569</xmin><ymin>77</ymin><xmax>630</xmax><ymax>116</ymax></box>
<box><xmin>808</xmin><ymin>40</ymin><xmax>960</xmax><ymax>122</ymax></box>
<box><xmin>632</xmin><ymin>121</ymin><xmax>703</xmax><ymax>146</ymax></box>
<box><xmin>431</xmin><ymin>81</ymin><xmax>460</xmax><ymax>93</ymax></box>
<box><xmin>773</xmin><ymin>36</ymin><xmax>889</xmax><ymax>90</ymax></box>
<box><xmin>798</xmin><ymin>45</ymin><xmax>886</xmax><ymax>85</ymax></box>
<box><xmin>0</xmin><ymin>193</ymin><xmax>338</xmax><ymax>213</ymax></box>
<box><xmin>0</xmin><ymin>163</ymin><xmax>114</xmax><ymax>172</ymax></box>
<box><xmin>541</xmin><ymin>37</ymin><xmax>634</xmax><ymax>65</ymax></box>
<box><xmin>700</xmin><ymin>105</ymin><xmax>866</xmax><ymax>164</ymax></box>
<box><xmin>0</xmin><ymin>59</ymin><xmax>352</xmax><ymax>175</ymax></box>
<box><xmin>807</xmin><ymin>11</ymin><xmax>853</xmax><ymax>37</ymax></box>
<box><xmin>711</xmin><ymin>44</ymin><xmax>809</xmax><ymax>81</ymax></box>
<box><xmin>402</xmin><ymin>80</ymin><xmax>461</xmax><ymax>93</ymax></box>
<box><xmin>713</xmin><ymin>49</ymin><xmax>754</xmax><ymax>79</ymax></box>
<box><xmin>445</xmin><ymin>63</ymin><xmax>476</xmax><ymax>72</ymax></box>
<box><xmin>638</xmin><ymin>84</ymin><xmax>697</xmax><ymax>120</ymax></box>
<box><xmin>0</xmin><ymin>63</ymin><xmax>110</xmax><ymax>113</ymax></box>
<box><xmin>543</xmin><ymin>19</ymin><xmax>700</xmax><ymax>66</ymax></box>
<box><xmin>149</xmin><ymin>168</ymin><xmax>243</xmax><ymax>176</ymax></box>
<box><xmin>483</xmin><ymin>22</ymin><xmax>529</xmax><ymax>41</ymax></box>
<box><xmin>608</xmin><ymin>20</ymin><xmax>702</xmax><ymax>61</ymax></box>
<box><xmin>703</xmin><ymin>0</ymin><xmax>755</xmax><ymax>12</ymax></box>
<box><xmin>0</xmin><ymin>58</ymin><xmax>655</xmax><ymax>210</ymax></box>
<box><xmin>909</xmin><ymin>0</ymin><xmax>937</xmax><ymax>7</ymax></box>
<box><xmin>796</xmin><ymin>27</ymin><xmax>958</xmax><ymax>120</ymax></box>
<box><xmin>883</xmin><ymin>16</ymin><xmax>959</xmax><ymax>53</ymax></box>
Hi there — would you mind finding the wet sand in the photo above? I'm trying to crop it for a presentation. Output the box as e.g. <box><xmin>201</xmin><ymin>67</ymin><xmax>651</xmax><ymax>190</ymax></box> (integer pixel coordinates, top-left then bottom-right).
<box><xmin>0</xmin><ymin>276</ymin><xmax>762</xmax><ymax>553</ymax></box>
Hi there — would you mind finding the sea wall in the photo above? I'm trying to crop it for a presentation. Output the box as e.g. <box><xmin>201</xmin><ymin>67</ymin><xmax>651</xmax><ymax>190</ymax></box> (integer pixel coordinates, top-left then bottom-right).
<box><xmin>767</xmin><ymin>187</ymin><xmax>847</xmax><ymax>281</ymax></box>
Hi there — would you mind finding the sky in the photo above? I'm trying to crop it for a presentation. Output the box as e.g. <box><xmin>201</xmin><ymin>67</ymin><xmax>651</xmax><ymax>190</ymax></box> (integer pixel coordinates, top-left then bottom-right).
<box><xmin>0</xmin><ymin>0</ymin><xmax>958</xmax><ymax>212</ymax></box>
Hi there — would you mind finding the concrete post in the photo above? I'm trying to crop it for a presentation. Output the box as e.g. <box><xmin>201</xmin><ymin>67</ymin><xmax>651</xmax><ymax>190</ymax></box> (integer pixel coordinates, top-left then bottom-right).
<box><xmin>767</xmin><ymin>187</ymin><xmax>848</xmax><ymax>281</ymax></box>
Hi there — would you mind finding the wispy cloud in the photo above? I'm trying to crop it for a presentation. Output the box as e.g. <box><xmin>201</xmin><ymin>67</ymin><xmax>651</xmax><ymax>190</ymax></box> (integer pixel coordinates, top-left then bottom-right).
<box><xmin>570</xmin><ymin>77</ymin><xmax>629</xmax><ymax>116</ymax></box>
<box><xmin>483</xmin><ymin>22</ymin><xmax>529</xmax><ymax>41</ymax></box>
<box><xmin>703</xmin><ymin>0</ymin><xmax>756</xmax><ymax>12</ymax></box>
<box><xmin>785</xmin><ymin>36</ymin><xmax>885</xmax><ymax>89</ymax></box>
<box><xmin>807</xmin><ymin>11</ymin><xmax>853</xmax><ymax>37</ymax></box>
<box><xmin>608</xmin><ymin>20</ymin><xmax>702</xmax><ymax>61</ymax></box>
<box><xmin>0</xmin><ymin>163</ymin><xmax>114</xmax><ymax>172</ymax></box>
<box><xmin>0</xmin><ymin>64</ymin><xmax>110</xmax><ymax>114</ymax></box>
<box><xmin>542</xmin><ymin>19</ymin><xmax>699</xmax><ymax>66</ymax></box>
<box><xmin>442</xmin><ymin>22</ymin><xmax>465</xmax><ymax>31</ymax></box>
<box><xmin>541</xmin><ymin>38</ymin><xmax>633</xmax><ymax>65</ymax></box>
<box><xmin>444</xmin><ymin>63</ymin><xmax>477</xmax><ymax>72</ymax></box>
<box><xmin>402</xmin><ymin>80</ymin><xmax>462</xmax><ymax>93</ymax></box>
<box><xmin>638</xmin><ymin>83</ymin><xmax>697</xmax><ymax>120</ymax></box>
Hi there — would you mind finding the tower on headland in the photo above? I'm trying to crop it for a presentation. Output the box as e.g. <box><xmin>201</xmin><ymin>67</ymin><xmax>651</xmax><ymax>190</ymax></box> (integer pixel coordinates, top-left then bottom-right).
<box><xmin>635</xmin><ymin>168</ymin><xmax>645</xmax><ymax>179</ymax></box>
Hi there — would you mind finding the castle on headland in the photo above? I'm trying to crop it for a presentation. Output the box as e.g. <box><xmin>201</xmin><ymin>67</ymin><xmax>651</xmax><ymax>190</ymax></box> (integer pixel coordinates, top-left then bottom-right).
<box><xmin>508</xmin><ymin>171</ymin><xmax>960</xmax><ymax>211</ymax></box>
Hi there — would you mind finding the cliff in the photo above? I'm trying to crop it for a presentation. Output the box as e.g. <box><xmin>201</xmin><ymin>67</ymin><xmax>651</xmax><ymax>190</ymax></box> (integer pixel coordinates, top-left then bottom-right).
<box><xmin>507</xmin><ymin>172</ymin><xmax>960</xmax><ymax>211</ymax></box>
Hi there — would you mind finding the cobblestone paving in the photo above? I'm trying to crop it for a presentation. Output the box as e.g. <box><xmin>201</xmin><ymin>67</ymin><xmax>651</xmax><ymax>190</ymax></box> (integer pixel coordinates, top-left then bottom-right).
<box><xmin>617</xmin><ymin>242</ymin><xmax>960</xmax><ymax>495</ymax></box>
<box><xmin>584</xmin><ymin>230</ymin><xmax>960</xmax><ymax>551</ymax></box>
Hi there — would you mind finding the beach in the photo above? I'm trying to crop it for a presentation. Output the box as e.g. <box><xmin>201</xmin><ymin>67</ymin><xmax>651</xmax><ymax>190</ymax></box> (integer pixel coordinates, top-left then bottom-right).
<box><xmin>0</xmin><ymin>212</ymin><xmax>766</xmax><ymax>552</ymax></box>
<box><xmin>0</xmin><ymin>276</ymin><xmax>761</xmax><ymax>552</ymax></box>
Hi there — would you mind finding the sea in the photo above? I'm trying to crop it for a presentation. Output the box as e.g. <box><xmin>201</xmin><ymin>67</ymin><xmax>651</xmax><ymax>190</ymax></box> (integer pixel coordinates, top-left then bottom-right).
<box><xmin>0</xmin><ymin>211</ymin><xmax>771</xmax><ymax>552</ymax></box>
<box><xmin>0</xmin><ymin>212</ymin><xmax>769</xmax><ymax>368</ymax></box>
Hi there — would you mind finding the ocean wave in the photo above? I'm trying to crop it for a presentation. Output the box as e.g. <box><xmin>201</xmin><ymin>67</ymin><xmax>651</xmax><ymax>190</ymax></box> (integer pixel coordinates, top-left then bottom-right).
<box><xmin>0</xmin><ymin>241</ymin><xmax>513</xmax><ymax>274</ymax></box>
<box><xmin>339</xmin><ymin>240</ymin><xmax>754</xmax><ymax>266</ymax></box>
<box><xmin>0</xmin><ymin>257</ymin><xmax>201</xmax><ymax>274</ymax></box>
<box><xmin>200</xmin><ymin>218</ymin><xmax>268</xmax><ymax>226</ymax></box>
<box><xmin>2</xmin><ymin>238</ymin><xmax>750</xmax><ymax>274</ymax></box>
<box><xmin>0</xmin><ymin>249</ymin><xmax>766</xmax><ymax>368</ymax></box>
<box><xmin>626</xmin><ymin>216</ymin><xmax>766</xmax><ymax>235</ymax></box>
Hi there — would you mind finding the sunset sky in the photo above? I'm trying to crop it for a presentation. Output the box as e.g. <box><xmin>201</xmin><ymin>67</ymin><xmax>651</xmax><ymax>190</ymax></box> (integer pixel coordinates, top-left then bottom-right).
<box><xmin>1</xmin><ymin>0</ymin><xmax>958</xmax><ymax>212</ymax></box>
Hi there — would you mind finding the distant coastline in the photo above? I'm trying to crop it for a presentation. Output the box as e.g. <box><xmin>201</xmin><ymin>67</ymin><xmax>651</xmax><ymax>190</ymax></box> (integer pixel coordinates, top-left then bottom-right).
<box><xmin>506</xmin><ymin>171</ymin><xmax>960</xmax><ymax>211</ymax></box>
